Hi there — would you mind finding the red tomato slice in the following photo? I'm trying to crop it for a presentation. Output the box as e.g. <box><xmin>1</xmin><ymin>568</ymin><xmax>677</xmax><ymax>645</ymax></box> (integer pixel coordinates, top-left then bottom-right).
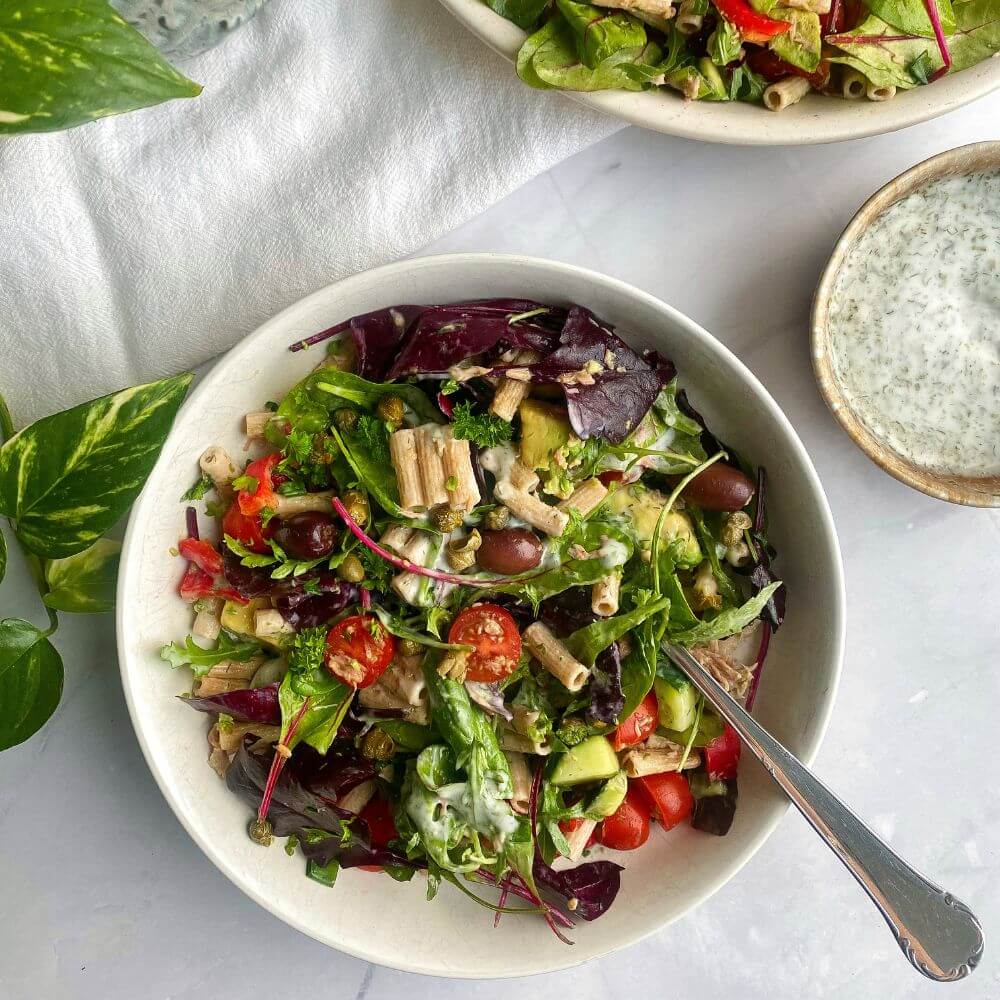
<box><xmin>360</xmin><ymin>795</ymin><xmax>399</xmax><ymax>849</ymax></box>
<box><xmin>702</xmin><ymin>723</ymin><xmax>741</xmax><ymax>781</ymax></box>
<box><xmin>597</xmin><ymin>786</ymin><xmax>651</xmax><ymax>851</ymax></box>
<box><xmin>447</xmin><ymin>604</ymin><xmax>521</xmax><ymax>683</ymax></box>
<box><xmin>325</xmin><ymin>615</ymin><xmax>396</xmax><ymax>688</ymax></box>
<box><xmin>222</xmin><ymin>501</ymin><xmax>272</xmax><ymax>554</ymax></box>
<box><xmin>237</xmin><ymin>453</ymin><xmax>280</xmax><ymax>517</ymax></box>
<box><xmin>714</xmin><ymin>0</ymin><xmax>790</xmax><ymax>42</ymax></box>
<box><xmin>178</xmin><ymin>537</ymin><xmax>223</xmax><ymax>577</ymax></box>
<box><xmin>611</xmin><ymin>690</ymin><xmax>659</xmax><ymax>751</ymax></box>
<box><xmin>636</xmin><ymin>772</ymin><xmax>694</xmax><ymax>831</ymax></box>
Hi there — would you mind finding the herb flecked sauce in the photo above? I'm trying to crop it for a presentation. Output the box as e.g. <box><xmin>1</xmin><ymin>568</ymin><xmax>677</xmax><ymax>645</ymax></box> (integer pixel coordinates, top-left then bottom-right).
<box><xmin>827</xmin><ymin>171</ymin><xmax>1000</xmax><ymax>476</ymax></box>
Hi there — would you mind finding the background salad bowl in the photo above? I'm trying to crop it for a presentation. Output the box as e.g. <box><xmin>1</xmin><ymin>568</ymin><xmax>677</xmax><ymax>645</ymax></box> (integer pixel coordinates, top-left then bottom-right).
<box><xmin>438</xmin><ymin>0</ymin><xmax>1000</xmax><ymax>145</ymax></box>
<box><xmin>117</xmin><ymin>253</ymin><xmax>845</xmax><ymax>977</ymax></box>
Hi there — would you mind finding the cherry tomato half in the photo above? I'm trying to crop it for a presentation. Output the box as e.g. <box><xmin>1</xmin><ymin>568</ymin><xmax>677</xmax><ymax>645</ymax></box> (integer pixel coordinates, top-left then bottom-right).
<box><xmin>237</xmin><ymin>453</ymin><xmax>280</xmax><ymax>517</ymax></box>
<box><xmin>636</xmin><ymin>772</ymin><xmax>694</xmax><ymax>831</ymax></box>
<box><xmin>597</xmin><ymin>786</ymin><xmax>651</xmax><ymax>851</ymax></box>
<box><xmin>702</xmin><ymin>723</ymin><xmax>742</xmax><ymax>781</ymax></box>
<box><xmin>222</xmin><ymin>500</ymin><xmax>273</xmax><ymax>554</ymax></box>
<box><xmin>325</xmin><ymin>614</ymin><xmax>396</xmax><ymax>688</ymax></box>
<box><xmin>611</xmin><ymin>690</ymin><xmax>659</xmax><ymax>751</ymax></box>
<box><xmin>178</xmin><ymin>537</ymin><xmax>223</xmax><ymax>577</ymax></box>
<box><xmin>360</xmin><ymin>795</ymin><xmax>399</xmax><ymax>849</ymax></box>
<box><xmin>447</xmin><ymin>603</ymin><xmax>522</xmax><ymax>683</ymax></box>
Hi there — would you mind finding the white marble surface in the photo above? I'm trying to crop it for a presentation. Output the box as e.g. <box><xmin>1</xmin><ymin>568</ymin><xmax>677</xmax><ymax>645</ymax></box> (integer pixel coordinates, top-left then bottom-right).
<box><xmin>3</xmin><ymin>95</ymin><xmax>1000</xmax><ymax>1000</ymax></box>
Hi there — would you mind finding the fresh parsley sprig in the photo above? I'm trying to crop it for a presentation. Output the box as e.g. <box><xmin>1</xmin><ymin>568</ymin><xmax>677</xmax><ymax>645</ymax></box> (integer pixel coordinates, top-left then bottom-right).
<box><xmin>451</xmin><ymin>401</ymin><xmax>513</xmax><ymax>448</ymax></box>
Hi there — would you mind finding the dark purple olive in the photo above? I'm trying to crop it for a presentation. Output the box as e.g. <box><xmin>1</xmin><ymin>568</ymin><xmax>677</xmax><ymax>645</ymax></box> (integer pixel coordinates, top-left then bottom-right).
<box><xmin>274</xmin><ymin>512</ymin><xmax>338</xmax><ymax>560</ymax></box>
<box><xmin>681</xmin><ymin>464</ymin><xmax>755</xmax><ymax>512</ymax></box>
<box><xmin>477</xmin><ymin>528</ymin><xmax>543</xmax><ymax>575</ymax></box>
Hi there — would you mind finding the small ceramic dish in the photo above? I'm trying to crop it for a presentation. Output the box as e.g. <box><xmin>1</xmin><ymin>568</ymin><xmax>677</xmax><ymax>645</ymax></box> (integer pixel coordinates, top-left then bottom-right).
<box><xmin>812</xmin><ymin>142</ymin><xmax>1000</xmax><ymax>508</ymax></box>
<box><xmin>118</xmin><ymin>253</ymin><xmax>845</xmax><ymax>977</ymax></box>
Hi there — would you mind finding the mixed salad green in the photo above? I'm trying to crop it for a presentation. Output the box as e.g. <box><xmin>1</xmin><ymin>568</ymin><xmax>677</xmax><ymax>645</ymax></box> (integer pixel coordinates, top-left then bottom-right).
<box><xmin>162</xmin><ymin>299</ymin><xmax>785</xmax><ymax>935</ymax></box>
<box><xmin>481</xmin><ymin>0</ymin><xmax>1000</xmax><ymax>111</ymax></box>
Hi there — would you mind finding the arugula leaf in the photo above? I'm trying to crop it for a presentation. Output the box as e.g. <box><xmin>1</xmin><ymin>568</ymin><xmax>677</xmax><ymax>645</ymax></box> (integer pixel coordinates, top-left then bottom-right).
<box><xmin>0</xmin><ymin>0</ymin><xmax>201</xmax><ymax>136</ymax></box>
<box><xmin>0</xmin><ymin>619</ymin><xmax>63</xmax><ymax>751</ymax></box>
<box><xmin>160</xmin><ymin>631</ymin><xmax>261</xmax><ymax>678</ymax></box>
<box><xmin>908</xmin><ymin>48</ymin><xmax>936</xmax><ymax>81</ymax></box>
<box><xmin>181</xmin><ymin>474</ymin><xmax>213</xmax><ymax>502</ymax></box>
<box><xmin>42</xmin><ymin>538</ymin><xmax>120</xmax><ymax>614</ymax></box>
<box><xmin>727</xmin><ymin>64</ymin><xmax>769</xmax><ymax>103</ymax></box>
<box><xmin>450</xmin><ymin>401</ymin><xmax>513</xmax><ymax>449</ymax></box>
<box><xmin>709</xmin><ymin>18</ymin><xmax>743</xmax><ymax>66</ymax></box>
<box><xmin>564</xmin><ymin>596</ymin><xmax>670</xmax><ymax>666</ymax></box>
<box><xmin>669</xmin><ymin>582</ymin><xmax>782</xmax><ymax>646</ymax></box>
<box><xmin>0</xmin><ymin>374</ymin><xmax>192</xmax><ymax>558</ymax></box>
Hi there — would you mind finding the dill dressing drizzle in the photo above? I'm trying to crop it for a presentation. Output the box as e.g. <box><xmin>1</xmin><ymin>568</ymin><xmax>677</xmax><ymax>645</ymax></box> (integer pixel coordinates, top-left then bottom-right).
<box><xmin>827</xmin><ymin>171</ymin><xmax>1000</xmax><ymax>476</ymax></box>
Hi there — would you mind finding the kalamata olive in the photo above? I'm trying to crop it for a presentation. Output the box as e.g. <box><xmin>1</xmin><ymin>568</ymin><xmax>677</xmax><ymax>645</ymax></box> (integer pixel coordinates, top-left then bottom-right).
<box><xmin>477</xmin><ymin>528</ymin><xmax>543</xmax><ymax>575</ymax></box>
<box><xmin>274</xmin><ymin>512</ymin><xmax>338</xmax><ymax>559</ymax></box>
<box><xmin>681</xmin><ymin>463</ymin><xmax>755</xmax><ymax>512</ymax></box>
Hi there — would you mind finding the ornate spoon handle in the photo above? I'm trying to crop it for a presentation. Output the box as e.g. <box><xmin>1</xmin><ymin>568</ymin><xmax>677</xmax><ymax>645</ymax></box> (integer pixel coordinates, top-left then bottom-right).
<box><xmin>665</xmin><ymin>644</ymin><xmax>984</xmax><ymax>982</ymax></box>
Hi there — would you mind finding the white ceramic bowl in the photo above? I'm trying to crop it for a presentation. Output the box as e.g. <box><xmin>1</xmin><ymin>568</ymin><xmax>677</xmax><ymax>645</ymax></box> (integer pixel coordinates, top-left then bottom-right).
<box><xmin>438</xmin><ymin>0</ymin><xmax>1000</xmax><ymax>145</ymax></box>
<box><xmin>117</xmin><ymin>253</ymin><xmax>845</xmax><ymax>978</ymax></box>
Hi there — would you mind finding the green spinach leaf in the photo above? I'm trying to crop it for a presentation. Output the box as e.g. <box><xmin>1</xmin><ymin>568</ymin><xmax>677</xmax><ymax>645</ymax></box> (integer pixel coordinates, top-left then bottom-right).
<box><xmin>482</xmin><ymin>0</ymin><xmax>551</xmax><ymax>30</ymax></box>
<box><xmin>0</xmin><ymin>374</ymin><xmax>192</xmax><ymax>557</ymax></box>
<box><xmin>43</xmin><ymin>538</ymin><xmax>120</xmax><ymax>613</ymax></box>
<box><xmin>867</xmin><ymin>0</ymin><xmax>955</xmax><ymax>36</ymax></box>
<box><xmin>556</xmin><ymin>0</ymin><xmax>648</xmax><ymax>68</ymax></box>
<box><xmin>565</xmin><ymin>596</ymin><xmax>670</xmax><ymax>666</ymax></box>
<box><xmin>827</xmin><ymin>14</ymin><xmax>938</xmax><ymax>86</ymax></box>
<box><xmin>0</xmin><ymin>0</ymin><xmax>201</xmax><ymax>136</ymax></box>
<box><xmin>0</xmin><ymin>619</ymin><xmax>63</xmax><ymax>750</ymax></box>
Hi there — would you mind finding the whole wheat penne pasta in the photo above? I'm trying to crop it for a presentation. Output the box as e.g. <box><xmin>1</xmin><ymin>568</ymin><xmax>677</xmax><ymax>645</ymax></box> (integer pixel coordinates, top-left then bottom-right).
<box><xmin>195</xmin><ymin>675</ymin><xmax>249</xmax><ymax>697</ymax></box>
<box><xmin>192</xmin><ymin>600</ymin><xmax>222</xmax><ymax>641</ymax></box>
<box><xmin>244</xmin><ymin>410</ymin><xmax>277</xmax><ymax>438</ymax></box>
<box><xmin>524</xmin><ymin>622</ymin><xmax>590</xmax><ymax>692</ymax></box>
<box><xmin>620</xmin><ymin>747</ymin><xmax>701</xmax><ymax>778</ymax></box>
<box><xmin>443</xmin><ymin>435</ymin><xmax>481</xmax><ymax>512</ymax></box>
<box><xmin>273</xmin><ymin>491</ymin><xmax>336</xmax><ymax>516</ymax></box>
<box><xmin>840</xmin><ymin>67</ymin><xmax>868</xmax><ymax>100</ymax></box>
<box><xmin>866</xmin><ymin>82</ymin><xmax>896</xmax><ymax>102</ymax></box>
<box><xmin>557</xmin><ymin>477</ymin><xmax>608</xmax><ymax>518</ymax></box>
<box><xmin>494</xmin><ymin>482</ymin><xmax>569</xmax><ymax>537</ymax></box>
<box><xmin>592</xmin><ymin>573</ymin><xmax>621</xmax><ymax>617</ymax></box>
<box><xmin>416</xmin><ymin>425</ymin><xmax>450</xmax><ymax>507</ymax></box>
<box><xmin>208</xmin><ymin>745</ymin><xmax>231</xmax><ymax>778</ymax></box>
<box><xmin>206</xmin><ymin>658</ymin><xmax>261</xmax><ymax>682</ymax></box>
<box><xmin>338</xmin><ymin>780</ymin><xmax>376</xmax><ymax>815</ymax></box>
<box><xmin>501</xmin><ymin>729</ymin><xmax>551</xmax><ymax>756</ymax></box>
<box><xmin>563</xmin><ymin>818</ymin><xmax>598</xmax><ymax>861</ymax></box>
<box><xmin>675</xmin><ymin>0</ymin><xmax>703</xmax><ymax>33</ymax></box>
<box><xmin>199</xmin><ymin>446</ymin><xmax>237</xmax><ymax>498</ymax></box>
<box><xmin>504</xmin><ymin>751</ymin><xmax>533</xmax><ymax>813</ymax></box>
<box><xmin>216</xmin><ymin>722</ymin><xmax>281</xmax><ymax>753</ymax></box>
<box><xmin>490</xmin><ymin>350</ymin><xmax>539</xmax><ymax>421</ymax></box>
<box><xmin>508</xmin><ymin>460</ymin><xmax>540</xmax><ymax>492</ymax></box>
<box><xmin>764</xmin><ymin>75</ymin><xmax>812</xmax><ymax>112</ymax></box>
<box><xmin>391</xmin><ymin>531</ymin><xmax>434</xmax><ymax>604</ymax></box>
<box><xmin>390</xmin><ymin>428</ymin><xmax>425</xmax><ymax>511</ymax></box>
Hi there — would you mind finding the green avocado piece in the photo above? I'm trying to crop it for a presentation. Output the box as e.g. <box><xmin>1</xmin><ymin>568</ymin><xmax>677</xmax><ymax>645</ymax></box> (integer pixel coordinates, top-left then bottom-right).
<box><xmin>550</xmin><ymin>735</ymin><xmax>620</xmax><ymax>787</ymax></box>
<box><xmin>220</xmin><ymin>597</ymin><xmax>287</xmax><ymax>653</ymax></box>
<box><xmin>585</xmin><ymin>770</ymin><xmax>628</xmax><ymax>818</ymax></box>
<box><xmin>518</xmin><ymin>399</ymin><xmax>571</xmax><ymax>471</ymax></box>
<box><xmin>606</xmin><ymin>484</ymin><xmax>702</xmax><ymax>567</ymax></box>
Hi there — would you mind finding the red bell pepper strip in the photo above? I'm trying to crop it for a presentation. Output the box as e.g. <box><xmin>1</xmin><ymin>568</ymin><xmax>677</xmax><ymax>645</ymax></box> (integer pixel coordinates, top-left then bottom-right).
<box><xmin>222</xmin><ymin>501</ymin><xmax>272</xmax><ymax>554</ymax></box>
<box><xmin>715</xmin><ymin>0</ymin><xmax>790</xmax><ymax>43</ymax></box>
<box><xmin>178</xmin><ymin>537</ymin><xmax>224</xmax><ymax>577</ymax></box>
<box><xmin>746</xmin><ymin>48</ymin><xmax>831</xmax><ymax>89</ymax></box>
<box><xmin>178</xmin><ymin>563</ymin><xmax>216</xmax><ymax>602</ymax></box>
<box><xmin>237</xmin><ymin>453</ymin><xmax>280</xmax><ymax>517</ymax></box>
<box><xmin>702</xmin><ymin>723</ymin><xmax>742</xmax><ymax>780</ymax></box>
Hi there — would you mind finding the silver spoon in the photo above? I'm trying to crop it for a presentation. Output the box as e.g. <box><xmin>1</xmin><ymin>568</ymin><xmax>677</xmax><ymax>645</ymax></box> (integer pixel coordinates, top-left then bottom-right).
<box><xmin>664</xmin><ymin>643</ymin><xmax>984</xmax><ymax>982</ymax></box>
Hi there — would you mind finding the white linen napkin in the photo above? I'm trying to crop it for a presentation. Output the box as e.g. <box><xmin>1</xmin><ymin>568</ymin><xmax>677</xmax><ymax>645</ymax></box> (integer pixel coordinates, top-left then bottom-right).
<box><xmin>0</xmin><ymin>0</ymin><xmax>617</xmax><ymax>425</ymax></box>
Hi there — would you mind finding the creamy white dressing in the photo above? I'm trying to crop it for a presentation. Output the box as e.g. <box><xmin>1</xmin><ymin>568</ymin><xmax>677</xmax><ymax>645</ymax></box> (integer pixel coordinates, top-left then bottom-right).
<box><xmin>827</xmin><ymin>171</ymin><xmax>1000</xmax><ymax>476</ymax></box>
<box><xmin>596</xmin><ymin>536</ymin><xmax>629</xmax><ymax>569</ymax></box>
<box><xmin>478</xmin><ymin>442</ymin><xmax>519</xmax><ymax>485</ymax></box>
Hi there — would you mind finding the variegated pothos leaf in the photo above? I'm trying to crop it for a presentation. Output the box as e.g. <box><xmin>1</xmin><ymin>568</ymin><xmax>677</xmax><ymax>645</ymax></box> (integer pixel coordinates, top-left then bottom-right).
<box><xmin>0</xmin><ymin>374</ymin><xmax>192</xmax><ymax>558</ymax></box>
<box><xmin>0</xmin><ymin>619</ymin><xmax>63</xmax><ymax>751</ymax></box>
<box><xmin>43</xmin><ymin>538</ymin><xmax>121</xmax><ymax>613</ymax></box>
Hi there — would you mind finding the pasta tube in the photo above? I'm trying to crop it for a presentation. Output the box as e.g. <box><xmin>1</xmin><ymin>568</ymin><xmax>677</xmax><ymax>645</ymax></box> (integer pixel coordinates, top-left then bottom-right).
<box><xmin>524</xmin><ymin>622</ymin><xmax>590</xmax><ymax>692</ymax></box>
<box><xmin>557</xmin><ymin>477</ymin><xmax>608</xmax><ymax>518</ymax></box>
<box><xmin>494</xmin><ymin>482</ymin><xmax>569</xmax><ymax>537</ymax></box>
<box><xmin>490</xmin><ymin>350</ymin><xmax>539</xmax><ymax>421</ymax></box>
<box><xmin>389</xmin><ymin>428</ymin><xmax>425</xmax><ymax>511</ymax></box>
<box><xmin>504</xmin><ymin>751</ymin><xmax>533</xmax><ymax>814</ymax></box>
<box><xmin>620</xmin><ymin>746</ymin><xmax>702</xmax><ymax>777</ymax></box>
<box><xmin>199</xmin><ymin>445</ymin><xmax>237</xmax><ymax>499</ymax></box>
<box><xmin>592</xmin><ymin>573</ymin><xmax>621</xmax><ymax>617</ymax></box>
<box><xmin>273</xmin><ymin>490</ymin><xmax>335</xmax><ymax>517</ymax></box>
<box><xmin>416</xmin><ymin>425</ymin><xmax>450</xmax><ymax>507</ymax></box>
<box><xmin>763</xmin><ymin>76</ymin><xmax>812</xmax><ymax>112</ymax></box>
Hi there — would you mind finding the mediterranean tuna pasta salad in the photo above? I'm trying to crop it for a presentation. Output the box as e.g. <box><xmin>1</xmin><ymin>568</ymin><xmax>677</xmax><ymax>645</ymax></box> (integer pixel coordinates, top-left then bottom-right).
<box><xmin>483</xmin><ymin>0</ymin><xmax>999</xmax><ymax>111</ymax></box>
<box><xmin>162</xmin><ymin>299</ymin><xmax>786</xmax><ymax>935</ymax></box>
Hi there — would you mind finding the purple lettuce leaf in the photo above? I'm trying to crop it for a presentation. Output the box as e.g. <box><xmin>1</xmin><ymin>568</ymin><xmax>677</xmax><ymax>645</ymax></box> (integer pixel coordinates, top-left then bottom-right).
<box><xmin>586</xmin><ymin>643</ymin><xmax>624</xmax><ymax>725</ymax></box>
<box><xmin>226</xmin><ymin>741</ymin><xmax>354</xmax><ymax>837</ymax></box>
<box><xmin>386</xmin><ymin>300</ymin><xmax>564</xmax><ymax>380</ymax></box>
<box><xmin>179</xmin><ymin>683</ymin><xmax>280</xmax><ymax>724</ymax></box>
<box><xmin>532</xmin><ymin>857</ymin><xmax>624</xmax><ymax>921</ymax></box>
<box><xmin>497</xmin><ymin>307</ymin><xmax>674</xmax><ymax>444</ymax></box>
<box><xmin>287</xmin><ymin>742</ymin><xmax>377</xmax><ymax>803</ymax></box>
<box><xmin>540</xmin><ymin>586</ymin><xmax>598</xmax><ymax>636</ymax></box>
<box><xmin>300</xmin><ymin>831</ymin><xmax>420</xmax><ymax>873</ymax></box>
<box><xmin>274</xmin><ymin>576</ymin><xmax>360</xmax><ymax>629</ymax></box>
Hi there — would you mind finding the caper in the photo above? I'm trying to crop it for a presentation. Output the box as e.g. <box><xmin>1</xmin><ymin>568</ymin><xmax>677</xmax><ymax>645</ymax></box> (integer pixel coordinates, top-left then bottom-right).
<box><xmin>342</xmin><ymin>488</ymin><xmax>370</xmax><ymax>526</ymax></box>
<box><xmin>376</xmin><ymin>394</ymin><xmax>405</xmax><ymax>425</ymax></box>
<box><xmin>483</xmin><ymin>506</ymin><xmax>510</xmax><ymax>531</ymax></box>
<box><xmin>361</xmin><ymin>727</ymin><xmax>396</xmax><ymax>761</ymax></box>
<box><xmin>248</xmin><ymin>818</ymin><xmax>273</xmax><ymax>846</ymax></box>
<box><xmin>337</xmin><ymin>553</ymin><xmax>365</xmax><ymax>583</ymax></box>
<box><xmin>398</xmin><ymin>637</ymin><xmax>424</xmax><ymax>656</ymax></box>
<box><xmin>432</xmin><ymin>505</ymin><xmax>464</xmax><ymax>533</ymax></box>
<box><xmin>446</xmin><ymin>529</ymin><xmax>482</xmax><ymax>571</ymax></box>
<box><xmin>333</xmin><ymin>408</ymin><xmax>359</xmax><ymax>432</ymax></box>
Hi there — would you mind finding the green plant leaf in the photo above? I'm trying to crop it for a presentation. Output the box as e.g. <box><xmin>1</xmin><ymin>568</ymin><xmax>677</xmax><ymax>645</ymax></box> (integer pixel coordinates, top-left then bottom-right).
<box><xmin>0</xmin><ymin>0</ymin><xmax>202</xmax><ymax>136</ymax></box>
<box><xmin>827</xmin><ymin>13</ymin><xmax>938</xmax><ymax>87</ymax></box>
<box><xmin>42</xmin><ymin>537</ymin><xmax>121</xmax><ymax>613</ymax></box>
<box><xmin>0</xmin><ymin>374</ymin><xmax>192</xmax><ymax>558</ymax></box>
<box><xmin>949</xmin><ymin>0</ymin><xmax>1000</xmax><ymax>70</ymax></box>
<box><xmin>160</xmin><ymin>631</ymin><xmax>262</xmax><ymax>678</ymax></box>
<box><xmin>482</xmin><ymin>0</ymin><xmax>551</xmax><ymax>30</ymax></box>
<box><xmin>867</xmin><ymin>0</ymin><xmax>955</xmax><ymax>36</ymax></box>
<box><xmin>669</xmin><ymin>581</ymin><xmax>782</xmax><ymax>646</ymax></box>
<box><xmin>0</xmin><ymin>526</ymin><xmax>6</xmax><ymax>586</ymax></box>
<box><xmin>555</xmin><ymin>0</ymin><xmax>648</xmax><ymax>69</ymax></box>
<box><xmin>768</xmin><ymin>8</ymin><xmax>822</xmax><ymax>72</ymax></box>
<box><xmin>0</xmin><ymin>619</ymin><xmax>63</xmax><ymax>750</ymax></box>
